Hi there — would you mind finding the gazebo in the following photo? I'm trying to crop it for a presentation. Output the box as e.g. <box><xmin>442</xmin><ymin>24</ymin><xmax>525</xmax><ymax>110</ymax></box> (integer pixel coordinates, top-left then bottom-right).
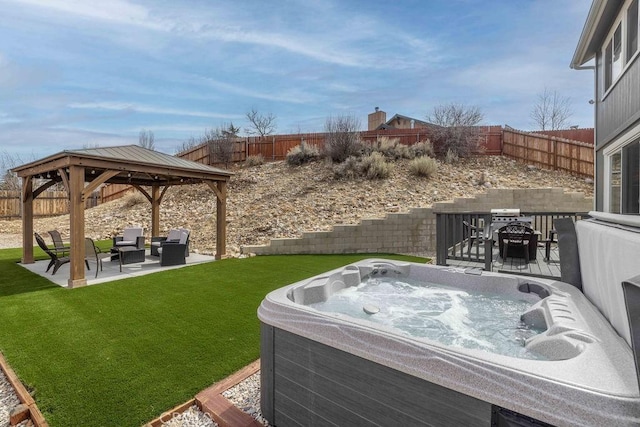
<box><xmin>11</xmin><ymin>145</ymin><xmax>233</xmax><ymax>288</ymax></box>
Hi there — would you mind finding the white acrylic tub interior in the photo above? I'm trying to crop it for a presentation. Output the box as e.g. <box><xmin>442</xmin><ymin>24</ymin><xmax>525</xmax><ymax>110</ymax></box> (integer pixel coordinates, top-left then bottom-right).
<box><xmin>258</xmin><ymin>259</ymin><xmax>640</xmax><ymax>426</ymax></box>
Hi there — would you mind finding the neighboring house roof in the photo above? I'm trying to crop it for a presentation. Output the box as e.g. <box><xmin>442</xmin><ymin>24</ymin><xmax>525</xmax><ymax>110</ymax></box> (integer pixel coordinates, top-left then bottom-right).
<box><xmin>571</xmin><ymin>0</ymin><xmax>621</xmax><ymax>68</ymax></box>
<box><xmin>376</xmin><ymin>114</ymin><xmax>434</xmax><ymax>130</ymax></box>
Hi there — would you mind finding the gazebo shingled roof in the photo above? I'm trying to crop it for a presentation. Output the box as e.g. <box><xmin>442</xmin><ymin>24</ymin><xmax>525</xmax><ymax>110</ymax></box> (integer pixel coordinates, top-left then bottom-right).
<box><xmin>11</xmin><ymin>145</ymin><xmax>233</xmax><ymax>288</ymax></box>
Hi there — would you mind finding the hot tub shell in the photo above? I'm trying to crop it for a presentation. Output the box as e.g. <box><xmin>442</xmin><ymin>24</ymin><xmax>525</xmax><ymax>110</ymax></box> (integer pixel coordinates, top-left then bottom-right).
<box><xmin>258</xmin><ymin>259</ymin><xmax>640</xmax><ymax>426</ymax></box>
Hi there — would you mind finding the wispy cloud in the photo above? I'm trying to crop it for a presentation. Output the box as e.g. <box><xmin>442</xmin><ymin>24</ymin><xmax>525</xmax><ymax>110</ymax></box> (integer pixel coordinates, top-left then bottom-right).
<box><xmin>11</xmin><ymin>0</ymin><xmax>162</xmax><ymax>29</ymax></box>
<box><xmin>68</xmin><ymin>102</ymin><xmax>243</xmax><ymax>120</ymax></box>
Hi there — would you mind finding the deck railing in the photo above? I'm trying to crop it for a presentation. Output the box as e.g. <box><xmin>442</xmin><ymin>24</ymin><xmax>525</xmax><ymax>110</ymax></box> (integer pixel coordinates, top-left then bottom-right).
<box><xmin>436</xmin><ymin>211</ymin><xmax>590</xmax><ymax>270</ymax></box>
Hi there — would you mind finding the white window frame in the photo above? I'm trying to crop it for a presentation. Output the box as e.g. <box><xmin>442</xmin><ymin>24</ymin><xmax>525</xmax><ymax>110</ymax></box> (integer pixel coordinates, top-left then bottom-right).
<box><xmin>603</xmin><ymin>121</ymin><xmax>640</xmax><ymax>212</ymax></box>
<box><xmin>602</xmin><ymin>0</ymin><xmax>640</xmax><ymax>98</ymax></box>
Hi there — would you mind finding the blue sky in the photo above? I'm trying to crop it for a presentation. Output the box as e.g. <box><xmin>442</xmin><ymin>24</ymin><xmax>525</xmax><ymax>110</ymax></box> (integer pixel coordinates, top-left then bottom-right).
<box><xmin>0</xmin><ymin>0</ymin><xmax>593</xmax><ymax>159</ymax></box>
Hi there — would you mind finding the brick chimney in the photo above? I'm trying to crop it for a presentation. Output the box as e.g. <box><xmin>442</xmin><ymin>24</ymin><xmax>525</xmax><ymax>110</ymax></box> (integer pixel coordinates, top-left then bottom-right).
<box><xmin>368</xmin><ymin>107</ymin><xmax>387</xmax><ymax>131</ymax></box>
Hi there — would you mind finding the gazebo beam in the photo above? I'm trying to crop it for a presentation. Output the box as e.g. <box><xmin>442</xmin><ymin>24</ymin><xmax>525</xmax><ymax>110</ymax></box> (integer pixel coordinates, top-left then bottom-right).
<box><xmin>151</xmin><ymin>185</ymin><xmax>160</xmax><ymax>237</ymax></box>
<box><xmin>82</xmin><ymin>170</ymin><xmax>119</xmax><ymax>198</ymax></box>
<box><xmin>215</xmin><ymin>181</ymin><xmax>227</xmax><ymax>260</ymax></box>
<box><xmin>21</xmin><ymin>176</ymin><xmax>34</xmax><ymax>264</ymax></box>
<box><xmin>68</xmin><ymin>164</ymin><xmax>87</xmax><ymax>288</ymax></box>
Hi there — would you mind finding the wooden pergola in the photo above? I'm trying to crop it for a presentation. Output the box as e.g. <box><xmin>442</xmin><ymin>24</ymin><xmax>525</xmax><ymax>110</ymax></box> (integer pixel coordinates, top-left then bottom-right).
<box><xmin>11</xmin><ymin>145</ymin><xmax>233</xmax><ymax>288</ymax></box>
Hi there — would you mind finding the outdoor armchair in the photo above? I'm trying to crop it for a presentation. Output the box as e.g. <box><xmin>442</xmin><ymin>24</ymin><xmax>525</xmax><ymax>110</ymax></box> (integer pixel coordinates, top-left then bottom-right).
<box><xmin>35</xmin><ymin>232</ymin><xmax>70</xmax><ymax>275</ymax></box>
<box><xmin>113</xmin><ymin>227</ymin><xmax>145</xmax><ymax>249</ymax></box>
<box><xmin>150</xmin><ymin>228</ymin><xmax>189</xmax><ymax>256</ymax></box>
<box><xmin>157</xmin><ymin>231</ymin><xmax>189</xmax><ymax>266</ymax></box>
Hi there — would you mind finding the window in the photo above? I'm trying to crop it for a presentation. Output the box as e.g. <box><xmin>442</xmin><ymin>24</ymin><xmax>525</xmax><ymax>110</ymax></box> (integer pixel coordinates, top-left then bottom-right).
<box><xmin>603</xmin><ymin>0</ymin><xmax>640</xmax><ymax>92</ymax></box>
<box><xmin>609</xmin><ymin>140</ymin><xmax>640</xmax><ymax>214</ymax></box>
<box><xmin>605</xmin><ymin>39</ymin><xmax>613</xmax><ymax>90</ymax></box>
<box><xmin>605</xmin><ymin>23</ymin><xmax>623</xmax><ymax>90</ymax></box>
<box><xmin>628</xmin><ymin>0</ymin><xmax>639</xmax><ymax>63</ymax></box>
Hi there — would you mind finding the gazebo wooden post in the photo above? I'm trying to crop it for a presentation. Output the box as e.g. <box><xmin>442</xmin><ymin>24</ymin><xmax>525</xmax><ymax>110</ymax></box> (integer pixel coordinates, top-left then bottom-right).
<box><xmin>21</xmin><ymin>175</ymin><xmax>34</xmax><ymax>264</ymax></box>
<box><xmin>151</xmin><ymin>184</ymin><xmax>160</xmax><ymax>237</ymax></box>
<box><xmin>68</xmin><ymin>164</ymin><xmax>87</xmax><ymax>288</ymax></box>
<box><xmin>216</xmin><ymin>180</ymin><xmax>227</xmax><ymax>260</ymax></box>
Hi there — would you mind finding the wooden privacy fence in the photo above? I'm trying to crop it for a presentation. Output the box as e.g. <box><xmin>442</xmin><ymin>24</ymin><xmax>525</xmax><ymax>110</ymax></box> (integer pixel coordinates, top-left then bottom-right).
<box><xmin>0</xmin><ymin>190</ymin><xmax>99</xmax><ymax>218</ymax></box>
<box><xmin>100</xmin><ymin>183</ymin><xmax>136</xmax><ymax>203</ymax></box>
<box><xmin>178</xmin><ymin>126</ymin><xmax>504</xmax><ymax>164</ymax></box>
<box><xmin>502</xmin><ymin>127</ymin><xmax>594</xmax><ymax>178</ymax></box>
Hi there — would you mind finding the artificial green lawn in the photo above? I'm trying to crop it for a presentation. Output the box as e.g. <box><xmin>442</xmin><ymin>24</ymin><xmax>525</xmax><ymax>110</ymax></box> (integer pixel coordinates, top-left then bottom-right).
<box><xmin>0</xmin><ymin>246</ymin><xmax>425</xmax><ymax>426</ymax></box>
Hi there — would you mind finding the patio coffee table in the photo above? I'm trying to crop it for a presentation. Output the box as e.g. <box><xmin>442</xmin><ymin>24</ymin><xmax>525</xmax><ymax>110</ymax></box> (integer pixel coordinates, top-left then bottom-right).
<box><xmin>110</xmin><ymin>246</ymin><xmax>146</xmax><ymax>272</ymax></box>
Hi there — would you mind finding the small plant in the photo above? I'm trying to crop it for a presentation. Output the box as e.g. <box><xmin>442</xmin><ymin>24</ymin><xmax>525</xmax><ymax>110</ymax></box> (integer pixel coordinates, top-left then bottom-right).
<box><xmin>360</xmin><ymin>152</ymin><xmax>392</xmax><ymax>180</ymax></box>
<box><xmin>445</xmin><ymin>148</ymin><xmax>459</xmax><ymax>164</ymax></box>
<box><xmin>286</xmin><ymin>142</ymin><xmax>320</xmax><ymax>166</ymax></box>
<box><xmin>245</xmin><ymin>154</ymin><xmax>265</xmax><ymax>167</ymax></box>
<box><xmin>409</xmin><ymin>140</ymin><xmax>434</xmax><ymax>158</ymax></box>
<box><xmin>409</xmin><ymin>156</ymin><xmax>438</xmax><ymax>178</ymax></box>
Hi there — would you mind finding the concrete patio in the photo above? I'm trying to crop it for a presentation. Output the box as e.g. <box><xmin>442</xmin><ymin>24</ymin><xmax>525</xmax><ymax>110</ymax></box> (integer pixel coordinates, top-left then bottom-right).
<box><xmin>19</xmin><ymin>250</ymin><xmax>216</xmax><ymax>287</ymax></box>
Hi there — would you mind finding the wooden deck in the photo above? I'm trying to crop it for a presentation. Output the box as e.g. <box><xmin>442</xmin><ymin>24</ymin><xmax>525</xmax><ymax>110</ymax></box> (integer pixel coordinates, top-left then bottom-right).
<box><xmin>445</xmin><ymin>242</ymin><xmax>561</xmax><ymax>279</ymax></box>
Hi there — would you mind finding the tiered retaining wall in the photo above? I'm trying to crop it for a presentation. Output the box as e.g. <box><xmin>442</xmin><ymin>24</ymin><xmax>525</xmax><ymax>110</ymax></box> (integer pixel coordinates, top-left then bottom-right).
<box><xmin>241</xmin><ymin>188</ymin><xmax>593</xmax><ymax>256</ymax></box>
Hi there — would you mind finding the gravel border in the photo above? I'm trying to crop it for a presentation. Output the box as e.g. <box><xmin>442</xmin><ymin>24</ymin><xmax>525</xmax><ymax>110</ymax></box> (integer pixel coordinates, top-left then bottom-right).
<box><xmin>0</xmin><ymin>368</ymin><xmax>21</xmax><ymax>427</ymax></box>
<box><xmin>222</xmin><ymin>372</ymin><xmax>270</xmax><ymax>426</ymax></box>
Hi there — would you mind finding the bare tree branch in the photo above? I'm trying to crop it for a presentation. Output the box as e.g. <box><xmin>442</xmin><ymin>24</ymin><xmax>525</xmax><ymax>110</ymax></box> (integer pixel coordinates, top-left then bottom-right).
<box><xmin>530</xmin><ymin>88</ymin><xmax>573</xmax><ymax>130</ymax></box>
<box><xmin>0</xmin><ymin>150</ymin><xmax>26</xmax><ymax>190</ymax></box>
<box><xmin>245</xmin><ymin>108</ymin><xmax>277</xmax><ymax>137</ymax></box>
<box><xmin>323</xmin><ymin>115</ymin><xmax>363</xmax><ymax>163</ymax></box>
<box><xmin>426</xmin><ymin>103</ymin><xmax>483</xmax><ymax>159</ymax></box>
<box><xmin>138</xmin><ymin>129</ymin><xmax>156</xmax><ymax>150</ymax></box>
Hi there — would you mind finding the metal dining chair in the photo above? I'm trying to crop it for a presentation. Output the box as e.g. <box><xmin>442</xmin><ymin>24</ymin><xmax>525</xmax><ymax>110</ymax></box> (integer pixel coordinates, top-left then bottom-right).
<box><xmin>498</xmin><ymin>223</ymin><xmax>534</xmax><ymax>263</ymax></box>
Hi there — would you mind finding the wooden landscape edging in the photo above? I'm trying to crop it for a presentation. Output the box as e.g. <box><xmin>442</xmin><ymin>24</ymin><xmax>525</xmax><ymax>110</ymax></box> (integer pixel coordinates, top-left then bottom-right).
<box><xmin>146</xmin><ymin>359</ymin><xmax>262</xmax><ymax>427</ymax></box>
<box><xmin>0</xmin><ymin>351</ymin><xmax>48</xmax><ymax>427</ymax></box>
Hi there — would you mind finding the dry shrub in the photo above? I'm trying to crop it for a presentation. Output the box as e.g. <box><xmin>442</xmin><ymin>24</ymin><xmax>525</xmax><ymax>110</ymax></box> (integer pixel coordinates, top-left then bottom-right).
<box><xmin>286</xmin><ymin>142</ymin><xmax>320</xmax><ymax>166</ymax></box>
<box><xmin>122</xmin><ymin>192</ymin><xmax>147</xmax><ymax>208</ymax></box>
<box><xmin>409</xmin><ymin>156</ymin><xmax>438</xmax><ymax>178</ymax></box>
<box><xmin>410</xmin><ymin>140</ymin><xmax>434</xmax><ymax>158</ymax></box>
<box><xmin>361</xmin><ymin>152</ymin><xmax>392</xmax><ymax>180</ymax></box>
<box><xmin>332</xmin><ymin>156</ymin><xmax>362</xmax><ymax>180</ymax></box>
<box><xmin>245</xmin><ymin>154</ymin><xmax>265</xmax><ymax>167</ymax></box>
<box><xmin>332</xmin><ymin>152</ymin><xmax>392</xmax><ymax>180</ymax></box>
<box><xmin>376</xmin><ymin>137</ymin><xmax>413</xmax><ymax>160</ymax></box>
<box><xmin>323</xmin><ymin>115</ymin><xmax>363</xmax><ymax>163</ymax></box>
<box><xmin>445</xmin><ymin>148</ymin><xmax>459</xmax><ymax>164</ymax></box>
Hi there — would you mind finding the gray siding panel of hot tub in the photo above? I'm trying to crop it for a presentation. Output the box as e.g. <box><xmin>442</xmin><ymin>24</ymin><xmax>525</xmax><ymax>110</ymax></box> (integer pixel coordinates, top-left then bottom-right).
<box><xmin>262</xmin><ymin>325</ymin><xmax>492</xmax><ymax>426</ymax></box>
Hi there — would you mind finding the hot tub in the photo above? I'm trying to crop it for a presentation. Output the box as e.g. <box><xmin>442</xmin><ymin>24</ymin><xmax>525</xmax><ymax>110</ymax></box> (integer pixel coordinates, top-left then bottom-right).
<box><xmin>258</xmin><ymin>259</ymin><xmax>640</xmax><ymax>426</ymax></box>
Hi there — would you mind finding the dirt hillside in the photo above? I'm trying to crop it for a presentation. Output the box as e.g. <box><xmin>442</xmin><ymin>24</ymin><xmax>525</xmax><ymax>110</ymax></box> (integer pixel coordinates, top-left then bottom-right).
<box><xmin>0</xmin><ymin>156</ymin><xmax>593</xmax><ymax>255</ymax></box>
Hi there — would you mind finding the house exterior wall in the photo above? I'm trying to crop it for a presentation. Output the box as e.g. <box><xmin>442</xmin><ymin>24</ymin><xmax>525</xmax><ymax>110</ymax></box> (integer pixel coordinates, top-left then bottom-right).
<box><xmin>596</xmin><ymin>53</ymin><xmax>640</xmax><ymax>147</ymax></box>
<box><xmin>590</xmin><ymin>0</ymin><xmax>640</xmax><ymax>211</ymax></box>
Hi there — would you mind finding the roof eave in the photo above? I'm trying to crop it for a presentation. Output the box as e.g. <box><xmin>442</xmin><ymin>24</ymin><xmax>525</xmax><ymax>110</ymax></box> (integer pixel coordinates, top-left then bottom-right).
<box><xmin>571</xmin><ymin>0</ymin><xmax>608</xmax><ymax>68</ymax></box>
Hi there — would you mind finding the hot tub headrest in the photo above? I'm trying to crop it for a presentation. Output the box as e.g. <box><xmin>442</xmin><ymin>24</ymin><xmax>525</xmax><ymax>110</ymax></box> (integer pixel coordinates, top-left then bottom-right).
<box><xmin>576</xmin><ymin>212</ymin><xmax>640</xmax><ymax>348</ymax></box>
